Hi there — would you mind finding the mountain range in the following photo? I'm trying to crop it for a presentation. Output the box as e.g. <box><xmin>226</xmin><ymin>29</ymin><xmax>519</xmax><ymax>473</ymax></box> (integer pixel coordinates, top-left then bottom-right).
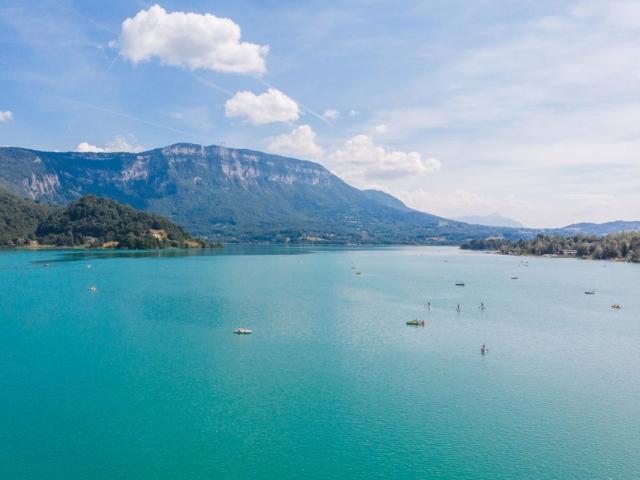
<box><xmin>559</xmin><ymin>221</ymin><xmax>640</xmax><ymax>236</ymax></box>
<box><xmin>0</xmin><ymin>143</ymin><xmax>636</xmax><ymax>244</ymax></box>
<box><xmin>0</xmin><ymin>143</ymin><xmax>527</xmax><ymax>244</ymax></box>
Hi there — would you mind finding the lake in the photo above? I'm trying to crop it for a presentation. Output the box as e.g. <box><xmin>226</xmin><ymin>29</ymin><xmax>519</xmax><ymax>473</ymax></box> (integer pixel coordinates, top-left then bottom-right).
<box><xmin>1</xmin><ymin>246</ymin><xmax>639</xmax><ymax>479</ymax></box>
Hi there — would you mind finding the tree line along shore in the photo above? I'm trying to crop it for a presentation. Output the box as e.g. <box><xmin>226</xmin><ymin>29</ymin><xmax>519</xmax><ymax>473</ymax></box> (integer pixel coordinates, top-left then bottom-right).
<box><xmin>461</xmin><ymin>233</ymin><xmax>640</xmax><ymax>263</ymax></box>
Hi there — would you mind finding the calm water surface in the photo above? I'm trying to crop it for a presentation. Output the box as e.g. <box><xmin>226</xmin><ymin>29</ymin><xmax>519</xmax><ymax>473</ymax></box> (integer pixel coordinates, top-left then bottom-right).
<box><xmin>1</xmin><ymin>246</ymin><xmax>639</xmax><ymax>479</ymax></box>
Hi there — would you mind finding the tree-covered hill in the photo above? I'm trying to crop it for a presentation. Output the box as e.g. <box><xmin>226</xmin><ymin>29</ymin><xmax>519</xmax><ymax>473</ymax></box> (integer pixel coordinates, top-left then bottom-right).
<box><xmin>0</xmin><ymin>187</ymin><xmax>210</xmax><ymax>249</ymax></box>
<box><xmin>0</xmin><ymin>188</ymin><xmax>50</xmax><ymax>245</ymax></box>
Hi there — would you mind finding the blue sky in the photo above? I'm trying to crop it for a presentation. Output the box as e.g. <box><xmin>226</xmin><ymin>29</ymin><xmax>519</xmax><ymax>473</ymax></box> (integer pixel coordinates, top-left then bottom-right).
<box><xmin>1</xmin><ymin>0</ymin><xmax>639</xmax><ymax>227</ymax></box>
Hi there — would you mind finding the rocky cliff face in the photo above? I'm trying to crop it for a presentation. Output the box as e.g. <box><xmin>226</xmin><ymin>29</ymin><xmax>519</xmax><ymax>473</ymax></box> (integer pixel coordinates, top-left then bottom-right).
<box><xmin>0</xmin><ymin>143</ymin><xmax>513</xmax><ymax>243</ymax></box>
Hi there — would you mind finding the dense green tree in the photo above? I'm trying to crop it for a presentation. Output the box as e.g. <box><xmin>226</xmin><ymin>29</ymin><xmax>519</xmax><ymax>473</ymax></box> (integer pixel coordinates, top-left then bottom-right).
<box><xmin>0</xmin><ymin>188</ymin><xmax>215</xmax><ymax>249</ymax></box>
<box><xmin>0</xmin><ymin>188</ymin><xmax>50</xmax><ymax>246</ymax></box>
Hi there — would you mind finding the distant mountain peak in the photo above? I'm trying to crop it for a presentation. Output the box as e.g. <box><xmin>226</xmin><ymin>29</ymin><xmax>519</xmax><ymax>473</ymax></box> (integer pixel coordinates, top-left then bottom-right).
<box><xmin>559</xmin><ymin>220</ymin><xmax>640</xmax><ymax>235</ymax></box>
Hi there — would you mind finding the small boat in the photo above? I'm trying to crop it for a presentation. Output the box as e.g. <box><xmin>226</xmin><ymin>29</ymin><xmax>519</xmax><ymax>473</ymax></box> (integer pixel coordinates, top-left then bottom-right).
<box><xmin>234</xmin><ymin>327</ymin><xmax>253</xmax><ymax>334</ymax></box>
<box><xmin>479</xmin><ymin>302</ymin><xmax>486</xmax><ymax>310</ymax></box>
<box><xmin>425</xmin><ymin>301</ymin><xmax>432</xmax><ymax>310</ymax></box>
<box><xmin>611</xmin><ymin>304</ymin><xmax>622</xmax><ymax>310</ymax></box>
<box><xmin>456</xmin><ymin>304</ymin><xmax>461</xmax><ymax>312</ymax></box>
<box><xmin>481</xmin><ymin>343</ymin><xmax>489</xmax><ymax>355</ymax></box>
<box><xmin>43</xmin><ymin>263</ymin><xmax>50</xmax><ymax>268</ymax></box>
<box><xmin>89</xmin><ymin>286</ymin><xmax>97</xmax><ymax>292</ymax></box>
<box><xmin>510</xmin><ymin>276</ymin><xmax>519</xmax><ymax>280</ymax></box>
<box><xmin>406</xmin><ymin>319</ymin><xmax>425</xmax><ymax>326</ymax></box>
<box><xmin>584</xmin><ymin>290</ymin><xmax>596</xmax><ymax>295</ymax></box>
<box><xmin>355</xmin><ymin>271</ymin><xmax>362</xmax><ymax>275</ymax></box>
<box><xmin>455</xmin><ymin>282</ymin><xmax>465</xmax><ymax>286</ymax></box>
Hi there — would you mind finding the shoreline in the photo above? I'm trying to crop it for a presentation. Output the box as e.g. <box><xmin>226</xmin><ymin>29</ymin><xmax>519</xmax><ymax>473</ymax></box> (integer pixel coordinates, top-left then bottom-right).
<box><xmin>0</xmin><ymin>244</ymin><xmax>223</xmax><ymax>252</ymax></box>
<box><xmin>475</xmin><ymin>249</ymin><xmax>636</xmax><ymax>263</ymax></box>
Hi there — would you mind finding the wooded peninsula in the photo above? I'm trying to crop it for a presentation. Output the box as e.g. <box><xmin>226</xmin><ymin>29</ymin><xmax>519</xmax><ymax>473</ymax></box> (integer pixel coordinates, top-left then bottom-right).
<box><xmin>1</xmin><ymin>187</ymin><xmax>216</xmax><ymax>249</ymax></box>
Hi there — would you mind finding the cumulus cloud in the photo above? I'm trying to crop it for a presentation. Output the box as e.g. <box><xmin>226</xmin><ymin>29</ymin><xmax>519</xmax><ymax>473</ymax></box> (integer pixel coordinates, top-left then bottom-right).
<box><xmin>116</xmin><ymin>4</ymin><xmax>268</xmax><ymax>75</ymax></box>
<box><xmin>322</xmin><ymin>109</ymin><xmax>340</xmax><ymax>120</ymax></box>
<box><xmin>225</xmin><ymin>88</ymin><xmax>299</xmax><ymax>124</ymax></box>
<box><xmin>76</xmin><ymin>142</ymin><xmax>105</xmax><ymax>153</ymax></box>
<box><xmin>373</xmin><ymin>124</ymin><xmax>388</xmax><ymax>133</ymax></box>
<box><xmin>0</xmin><ymin>110</ymin><xmax>13</xmax><ymax>122</ymax></box>
<box><xmin>327</xmin><ymin>134</ymin><xmax>440</xmax><ymax>186</ymax></box>
<box><xmin>75</xmin><ymin>135</ymin><xmax>144</xmax><ymax>153</ymax></box>
<box><xmin>267</xmin><ymin>125</ymin><xmax>324</xmax><ymax>160</ymax></box>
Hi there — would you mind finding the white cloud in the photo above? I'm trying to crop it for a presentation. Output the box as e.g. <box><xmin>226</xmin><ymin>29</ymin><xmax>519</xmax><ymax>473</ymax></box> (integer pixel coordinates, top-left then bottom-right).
<box><xmin>348</xmin><ymin>109</ymin><xmax>359</xmax><ymax>117</ymax></box>
<box><xmin>75</xmin><ymin>135</ymin><xmax>144</xmax><ymax>153</ymax></box>
<box><xmin>0</xmin><ymin>110</ymin><xmax>13</xmax><ymax>122</ymax></box>
<box><xmin>116</xmin><ymin>4</ymin><xmax>268</xmax><ymax>75</ymax></box>
<box><xmin>322</xmin><ymin>109</ymin><xmax>340</xmax><ymax>120</ymax></box>
<box><xmin>105</xmin><ymin>135</ymin><xmax>145</xmax><ymax>153</ymax></box>
<box><xmin>373</xmin><ymin>124</ymin><xmax>388</xmax><ymax>133</ymax></box>
<box><xmin>76</xmin><ymin>142</ymin><xmax>105</xmax><ymax>153</ymax></box>
<box><xmin>267</xmin><ymin>124</ymin><xmax>324</xmax><ymax>160</ymax></box>
<box><xmin>225</xmin><ymin>88</ymin><xmax>299</xmax><ymax>124</ymax></box>
<box><xmin>326</xmin><ymin>134</ymin><xmax>440</xmax><ymax>187</ymax></box>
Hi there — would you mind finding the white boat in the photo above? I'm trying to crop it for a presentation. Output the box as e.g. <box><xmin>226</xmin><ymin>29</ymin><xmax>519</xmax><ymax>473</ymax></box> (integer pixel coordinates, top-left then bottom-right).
<box><xmin>233</xmin><ymin>327</ymin><xmax>253</xmax><ymax>335</ymax></box>
<box><xmin>584</xmin><ymin>290</ymin><xmax>596</xmax><ymax>295</ymax></box>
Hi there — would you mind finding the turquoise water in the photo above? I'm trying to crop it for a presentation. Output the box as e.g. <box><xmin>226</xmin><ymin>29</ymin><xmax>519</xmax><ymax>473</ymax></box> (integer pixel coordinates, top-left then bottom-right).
<box><xmin>1</xmin><ymin>246</ymin><xmax>639</xmax><ymax>479</ymax></box>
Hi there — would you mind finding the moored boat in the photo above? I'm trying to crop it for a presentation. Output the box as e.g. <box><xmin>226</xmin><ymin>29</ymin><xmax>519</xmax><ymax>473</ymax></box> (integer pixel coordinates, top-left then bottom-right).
<box><xmin>585</xmin><ymin>289</ymin><xmax>596</xmax><ymax>295</ymax></box>
<box><xmin>406</xmin><ymin>319</ymin><xmax>425</xmax><ymax>326</ymax></box>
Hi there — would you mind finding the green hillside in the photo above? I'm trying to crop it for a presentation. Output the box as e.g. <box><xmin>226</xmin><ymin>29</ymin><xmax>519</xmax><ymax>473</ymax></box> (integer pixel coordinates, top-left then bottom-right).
<box><xmin>0</xmin><ymin>188</ymin><xmax>210</xmax><ymax>249</ymax></box>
